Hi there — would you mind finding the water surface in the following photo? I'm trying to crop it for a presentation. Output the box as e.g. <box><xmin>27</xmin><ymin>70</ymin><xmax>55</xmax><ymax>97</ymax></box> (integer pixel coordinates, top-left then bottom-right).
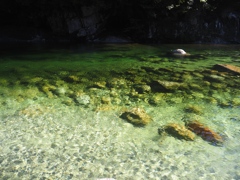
<box><xmin>0</xmin><ymin>43</ymin><xmax>240</xmax><ymax>179</ymax></box>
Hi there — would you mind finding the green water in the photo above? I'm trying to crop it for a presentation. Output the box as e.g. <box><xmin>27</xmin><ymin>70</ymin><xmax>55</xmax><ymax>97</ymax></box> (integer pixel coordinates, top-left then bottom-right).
<box><xmin>0</xmin><ymin>43</ymin><xmax>240</xmax><ymax>179</ymax></box>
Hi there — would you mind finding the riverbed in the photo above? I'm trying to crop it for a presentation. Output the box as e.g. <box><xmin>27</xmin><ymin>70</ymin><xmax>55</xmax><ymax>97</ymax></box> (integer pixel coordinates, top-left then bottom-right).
<box><xmin>0</xmin><ymin>43</ymin><xmax>240</xmax><ymax>179</ymax></box>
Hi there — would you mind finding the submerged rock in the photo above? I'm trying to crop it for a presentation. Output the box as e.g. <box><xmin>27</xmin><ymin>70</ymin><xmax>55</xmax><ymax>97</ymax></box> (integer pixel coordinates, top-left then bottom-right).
<box><xmin>151</xmin><ymin>80</ymin><xmax>183</xmax><ymax>92</ymax></box>
<box><xmin>108</xmin><ymin>78</ymin><xmax>127</xmax><ymax>88</ymax></box>
<box><xmin>94</xmin><ymin>81</ymin><xmax>107</xmax><ymax>88</ymax></box>
<box><xmin>134</xmin><ymin>84</ymin><xmax>151</xmax><ymax>94</ymax></box>
<box><xmin>67</xmin><ymin>75</ymin><xmax>80</xmax><ymax>82</ymax></box>
<box><xmin>75</xmin><ymin>94</ymin><xmax>91</xmax><ymax>106</ymax></box>
<box><xmin>186</xmin><ymin>121</ymin><xmax>223</xmax><ymax>144</ymax></box>
<box><xmin>185</xmin><ymin>105</ymin><xmax>203</xmax><ymax>115</ymax></box>
<box><xmin>120</xmin><ymin>108</ymin><xmax>152</xmax><ymax>126</ymax></box>
<box><xmin>213</xmin><ymin>64</ymin><xmax>240</xmax><ymax>74</ymax></box>
<box><xmin>163</xmin><ymin>123</ymin><xmax>195</xmax><ymax>141</ymax></box>
<box><xmin>149</xmin><ymin>93</ymin><xmax>166</xmax><ymax>105</ymax></box>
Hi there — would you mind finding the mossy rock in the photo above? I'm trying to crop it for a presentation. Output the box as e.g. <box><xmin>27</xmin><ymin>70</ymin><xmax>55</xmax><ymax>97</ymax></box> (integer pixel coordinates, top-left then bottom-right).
<box><xmin>101</xmin><ymin>96</ymin><xmax>111</xmax><ymax>104</ymax></box>
<box><xmin>150</xmin><ymin>80</ymin><xmax>184</xmax><ymax>92</ymax></box>
<box><xmin>163</xmin><ymin>123</ymin><xmax>195</xmax><ymax>141</ymax></box>
<box><xmin>66</xmin><ymin>75</ymin><xmax>80</xmax><ymax>82</ymax></box>
<box><xmin>94</xmin><ymin>81</ymin><xmax>107</xmax><ymax>88</ymax></box>
<box><xmin>189</xmin><ymin>84</ymin><xmax>204</xmax><ymax>91</ymax></box>
<box><xmin>185</xmin><ymin>105</ymin><xmax>203</xmax><ymax>114</ymax></box>
<box><xmin>120</xmin><ymin>107</ymin><xmax>152</xmax><ymax>126</ymax></box>
<box><xmin>149</xmin><ymin>93</ymin><xmax>165</xmax><ymax>105</ymax></box>
<box><xmin>232</xmin><ymin>98</ymin><xmax>240</xmax><ymax>106</ymax></box>
<box><xmin>205</xmin><ymin>97</ymin><xmax>218</xmax><ymax>104</ymax></box>
<box><xmin>134</xmin><ymin>84</ymin><xmax>151</xmax><ymax>94</ymax></box>
<box><xmin>211</xmin><ymin>83</ymin><xmax>227</xmax><ymax>89</ymax></box>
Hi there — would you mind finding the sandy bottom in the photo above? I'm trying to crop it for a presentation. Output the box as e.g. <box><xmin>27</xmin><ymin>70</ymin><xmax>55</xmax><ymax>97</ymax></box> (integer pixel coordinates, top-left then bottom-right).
<box><xmin>0</xmin><ymin>96</ymin><xmax>240</xmax><ymax>180</ymax></box>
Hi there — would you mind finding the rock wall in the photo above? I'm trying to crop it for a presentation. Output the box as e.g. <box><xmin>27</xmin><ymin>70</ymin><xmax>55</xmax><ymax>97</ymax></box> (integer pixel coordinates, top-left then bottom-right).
<box><xmin>0</xmin><ymin>0</ymin><xmax>239</xmax><ymax>43</ymax></box>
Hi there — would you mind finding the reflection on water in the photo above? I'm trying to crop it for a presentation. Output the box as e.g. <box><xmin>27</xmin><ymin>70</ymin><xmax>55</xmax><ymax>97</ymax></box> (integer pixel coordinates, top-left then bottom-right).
<box><xmin>0</xmin><ymin>43</ymin><xmax>240</xmax><ymax>179</ymax></box>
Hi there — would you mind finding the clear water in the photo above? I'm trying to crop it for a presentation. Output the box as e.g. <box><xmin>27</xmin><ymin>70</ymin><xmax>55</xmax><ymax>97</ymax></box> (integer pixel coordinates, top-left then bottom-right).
<box><xmin>0</xmin><ymin>43</ymin><xmax>240</xmax><ymax>179</ymax></box>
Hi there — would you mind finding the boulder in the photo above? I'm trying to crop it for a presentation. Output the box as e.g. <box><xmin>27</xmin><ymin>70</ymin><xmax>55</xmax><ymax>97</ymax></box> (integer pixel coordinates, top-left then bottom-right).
<box><xmin>120</xmin><ymin>108</ymin><xmax>152</xmax><ymax>126</ymax></box>
<box><xmin>94</xmin><ymin>81</ymin><xmax>107</xmax><ymax>88</ymax></box>
<box><xmin>184</xmin><ymin>105</ymin><xmax>203</xmax><ymax>115</ymax></box>
<box><xmin>134</xmin><ymin>84</ymin><xmax>151</xmax><ymax>94</ymax></box>
<box><xmin>213</xmin><ymin>64</ymin><xmax>240</xmax><ymax>74</ymax></box>
<box><xmin>151</xmin><ymin>80</ymin><xmax>183</xmax><ymax>92</ymax></box>
<box><xmin>186</xmin><ymin>121</ymin><xmax>223</xmax><ymax>144</ymax></box>
<box><xmin>163</xmin><ymin>123</ymin><xmax>195</xmax><ymax>141</ymax></box>
<box><xmin>75</xmin><ymin>94</ymin><xmax>91</xmax><ymax>106</ymax></box>
<box><xmin>172</xmin><ymin>49</ymin><xmax>190</xmax><ymax>56</ymax></box>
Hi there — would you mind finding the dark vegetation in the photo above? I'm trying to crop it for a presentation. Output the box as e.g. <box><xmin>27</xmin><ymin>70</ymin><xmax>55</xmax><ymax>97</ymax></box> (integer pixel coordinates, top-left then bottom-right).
<box><xmin>0</xmin><ymin>0</ymin><xmax>240</xmax><ymax>43</ymax></box>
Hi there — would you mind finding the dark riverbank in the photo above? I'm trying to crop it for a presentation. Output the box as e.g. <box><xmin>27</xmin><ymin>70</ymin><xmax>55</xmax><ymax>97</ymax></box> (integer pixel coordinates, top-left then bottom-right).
<box><xmin>0</xmin><ymin>43</ymin><xmax>240</xmax><ymax>179</ymax></box>
<box><xmin>1</xmin><ymin>1</ymin><xmax>240</xmax><ymax>44</ymax></box>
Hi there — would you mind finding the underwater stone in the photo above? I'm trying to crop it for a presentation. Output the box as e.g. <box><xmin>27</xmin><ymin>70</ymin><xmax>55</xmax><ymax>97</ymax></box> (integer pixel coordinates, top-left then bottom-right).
<box><xmin>109</xmin><ymin>88</ymin><xmax>119</xmax><ymax>97</ymax></box>
<box><xmin>24</xmin><ymin>87</ymin><xmax>41</xmax><ymax>99</ymax></box>
<box><xmin>130</xmin><ymin>89</ymin><xmax>139</xmax><ymax>97</ymax></box>
<box><xmin>213</xmin><ymin>64</ymin><xmax>240</xmax><ymax>74</ymax></box>
<box><xmin>232</xmin><ymin>98</ymin><xmax>240</xmax><ymax>106</ymax></box>
<box><xmin>101</xmin><ymin>96</ymin><xmax>111</xmax><ymax>104</ymax></box>
<box><xmin>62</xmin><ymin>98</ymin><xmax>74</xmax><ymax>106</ymax></box>
<box><xmin>181</xmin><ymin>74</ymin><xmax>193</xmax><ymax>82</ymax></box>
<box><xmin>42</xmin><ymin>84</ymin><xmax>56</xmax><ymax>98</ymax></box>
<box><xmin>205</xmin><ymin>74</ymin><xmax>225</xmax><ymax>83</ymax></box>
<box><xmin>163</xmin><ymin>123</ymin><xmax>195</xmax><ymax>141</ymax></box>
<box><xmin>75</xmin><ymin>94</ymin><xmax>91</xmax><ymax>105</ymax></box>
<box><xmin>211</xmin><ymin>82</ymin><xmax>227</xmax><ymax>89</ymax></box>
<box><xmin>219</xmin><ymin>101</ymin><xmax>231</xmax><ymax>107</ymax></box>
<box><xmin>42</xmin><ymin>84</ymin><xmax>56</xmax><ymax>92</ymax></box>
<box><xmin>184</xmin><ymin>105</ymin><xmax>203</xmax><ymax>115</ymax></box>
<box><xmin>112</xmin><ymin>97</ymin><xmax>121</xmax><ymax>105</ymax></box>
<box><xmin>29</xmin><ymin>77</ymin><xmax>43</xmax><ymax>84</ymax></box>
<box><xmin>203</xmin><ymin>81</ymin><xmax>211</xmax><ymax>86</ymax></box>
<box><xmin>107</xmin><ymin>78</ymin><xmax>127</xmax><ymax>88</ymax></box>
<box><xmin>186</xmin><ymin>121</ymin><xmax>223</xmax><ymax>144</ymax></box>
<box><xmin>191</xmin><ymin>92</ymin><xmax>204</xmax><ymax>99</ymax></box>
<box><xmin>94</xmin><ymin>81</ymin><xmax>107</xmax><ymax>88</ymax></box>
<box><xmin>169</xmin><ymin>97</ymin><xmax>183</xmax><ymax>104</ymax></box>
<box><xmin>149</xmin><ymin>93</ymin><xmax>165</xmax><ymax>105</ymax></box>
<box><xmin>151</xmin><ymin>80</ymin><xmax>183</xmax><ymax>92</ymax></box>
<box><xmin>67</xmin><ymin>75</ymin><xmax>80</xmax><ymax>82</ymax></box>
<box><xmin>54</xmin><ymin>87</ymin><xmax>67</xmax><ymax>96</ymax></box>
<box><xmin>134</xmin><ymin>84</ymin><xmax>151</xmax><ymax>94</ymax></box>
<box><xmin>189</xmin><ymin>84</ymin><xmax>204</xmax><ymax>91</ymax></box>
<box><xmin>205</xmin><ymin>97</ymin><xmax>218</xmax><ymax>104</ymax></box>
<box><xmin>120</xmin><ymin>107</ymin><xmax>152</xmax><ymax>126</ymax></box>
<box><xmin>192</xmin><ymin>72</ymin><xmax>204</xmax><ymax>78</ymax></box>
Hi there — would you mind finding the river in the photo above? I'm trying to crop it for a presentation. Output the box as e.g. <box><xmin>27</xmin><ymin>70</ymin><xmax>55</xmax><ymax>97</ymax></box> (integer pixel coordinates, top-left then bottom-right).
<box><xmin>0</xmin><ymin>43</ymin><xmax>240</xmax><ymax>179</ymax></box>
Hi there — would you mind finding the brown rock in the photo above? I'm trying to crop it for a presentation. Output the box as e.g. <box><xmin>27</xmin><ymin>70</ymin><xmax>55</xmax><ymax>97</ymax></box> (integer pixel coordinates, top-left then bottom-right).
<box><xmin>213</xmin><ymin>64</ymin><xmax>240</xmax><ymax>74</ymax></box>
<box><xmin>186</xmin><ymin>121</ymin><xmax>223</xmax><ymax>144</ymax></box>
<box><xmin>164</xmin><ymin>123</ymin><xmax>195</xmax><ymax>141</ymax></box>
<box><xmin>120</xmin><ymin>108</ymin><xmax>152</xmax><ymax>126</ymax></box>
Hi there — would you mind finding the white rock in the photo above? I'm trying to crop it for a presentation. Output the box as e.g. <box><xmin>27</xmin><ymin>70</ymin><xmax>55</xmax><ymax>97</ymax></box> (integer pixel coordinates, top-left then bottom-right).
<box><xmin>172</xmin><ymin>49</ymin><xmax>188</xmax><ymax>55</ymax></box>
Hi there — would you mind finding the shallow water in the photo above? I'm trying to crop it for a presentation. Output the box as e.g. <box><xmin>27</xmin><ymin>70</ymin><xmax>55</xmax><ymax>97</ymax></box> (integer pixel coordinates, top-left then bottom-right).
<box><xmin>0</xmin><ymin>43</ymin><xmax>240</xmax><ymax>179</ymax></box>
